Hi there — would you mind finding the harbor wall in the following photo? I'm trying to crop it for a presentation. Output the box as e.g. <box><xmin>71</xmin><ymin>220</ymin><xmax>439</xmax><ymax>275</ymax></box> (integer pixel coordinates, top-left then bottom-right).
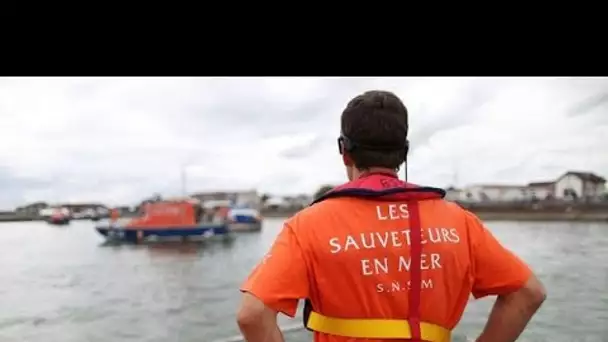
<box><xmin>0</xmin><ymin>213</ymin><xmax>40</xmax><ymax>222</ymax></box>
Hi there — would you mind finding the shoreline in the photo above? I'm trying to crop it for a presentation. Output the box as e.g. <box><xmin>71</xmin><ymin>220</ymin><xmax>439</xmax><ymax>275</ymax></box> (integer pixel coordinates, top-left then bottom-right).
<box><xmin>261</xmin><ymin>208</ymin><xmax>608</xmax><ymax>222</ymax></box>
<box><xmin>473</xmin><ymin>211</ymin><xmax>608</xmax><ymax>222</ymax></box>
<box><xmin>0</xmin><ymin>215</ymin><xmax>40</xmax><ymax>223</ymax></box>
<box><xmin>1</xmin><ymin>207</ymin><xmax>607</xmax><ymax>223</ymax></box>
<box><xmin>0</xmin><ymin>215</ymin><xmax>111</xmax><ymax>223</ymax></box>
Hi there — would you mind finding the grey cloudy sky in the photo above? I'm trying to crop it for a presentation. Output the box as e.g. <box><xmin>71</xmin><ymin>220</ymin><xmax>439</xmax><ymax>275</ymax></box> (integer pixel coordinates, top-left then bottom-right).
<box><xmin>1</xmin><ymin>77</ymin><xmax>607</xmax><ymax>209</ymax></box>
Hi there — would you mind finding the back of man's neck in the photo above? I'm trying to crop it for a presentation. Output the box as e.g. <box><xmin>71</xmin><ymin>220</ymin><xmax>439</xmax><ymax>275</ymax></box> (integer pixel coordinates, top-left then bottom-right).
<box><xmin>353</xmin><ymin>167</ymin><xmax>398</xmax><ymax>180</ymax></box>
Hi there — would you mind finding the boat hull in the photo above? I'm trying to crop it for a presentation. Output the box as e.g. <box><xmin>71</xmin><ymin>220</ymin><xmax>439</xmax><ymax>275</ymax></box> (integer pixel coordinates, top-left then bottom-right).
<box><xmin>47</xmin><ymin>217</ymin><xmax>70</xmax><ymax>225</ymax></box>
<box><xmin>95</xmin><ymin>224</ymin><xmax>230</xmax><ymax>243</ymax></box>
<box><xmin>229</xmin><ymin>221</ymin><xmax>262</xmax><ymax>232</ymax></box>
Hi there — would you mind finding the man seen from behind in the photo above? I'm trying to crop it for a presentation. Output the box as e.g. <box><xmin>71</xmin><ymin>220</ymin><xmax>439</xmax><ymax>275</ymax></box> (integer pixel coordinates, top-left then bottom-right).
<box><xmin>237</xmin><ymin>90</ymin><xmax>547</xmax><ymax>342</ymax></box>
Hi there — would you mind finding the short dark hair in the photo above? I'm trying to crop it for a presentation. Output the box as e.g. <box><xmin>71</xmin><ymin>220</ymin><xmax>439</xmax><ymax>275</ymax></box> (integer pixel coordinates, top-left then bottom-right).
<box><xmin>340</xmin><ymin>90</ymin><xmax>408</xmax><ymax>170</ymax></box>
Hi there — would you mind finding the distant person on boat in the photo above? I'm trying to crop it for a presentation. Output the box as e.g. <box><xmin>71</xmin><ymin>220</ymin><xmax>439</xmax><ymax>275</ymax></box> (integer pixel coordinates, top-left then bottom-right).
<box><xmin>194</xmin><ymin>203</ymin><xmax>203</xmax><ymax>224</ymax></box>
<box><xmin>236</xmin><ymin>90</ymin><xmax>546</xmax><ymax>342</ymax></box>
<box><xmin>217</xmin><ymin>205</ymin><xmax>230</xmax><ymax>223</ymax></box>
<box><xmin>110</xmin><ymin>208</ymin><xmax>119</xmax><ymax>226</ymax></box>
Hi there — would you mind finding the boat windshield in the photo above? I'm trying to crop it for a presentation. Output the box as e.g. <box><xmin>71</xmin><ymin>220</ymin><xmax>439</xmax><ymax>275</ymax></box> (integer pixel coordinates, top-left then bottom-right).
<box><xmin>229</xmin><ymin>208</ymin><xmax>259</xmax><ymax>217</ymax></box>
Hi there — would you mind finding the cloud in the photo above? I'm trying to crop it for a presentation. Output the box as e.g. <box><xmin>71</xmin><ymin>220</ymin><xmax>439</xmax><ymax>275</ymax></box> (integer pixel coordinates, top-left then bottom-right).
<box><xmin>0</xmin><ymin>77</ymin><xmax>607</xmax><ymax>209</ymax></box>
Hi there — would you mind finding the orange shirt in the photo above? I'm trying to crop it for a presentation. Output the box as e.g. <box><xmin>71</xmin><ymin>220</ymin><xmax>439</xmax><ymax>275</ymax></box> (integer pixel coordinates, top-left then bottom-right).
<box><xmin>241</xmin><ymin>197</ymin><xmax>532</xmax><ymax>342</ymax></box>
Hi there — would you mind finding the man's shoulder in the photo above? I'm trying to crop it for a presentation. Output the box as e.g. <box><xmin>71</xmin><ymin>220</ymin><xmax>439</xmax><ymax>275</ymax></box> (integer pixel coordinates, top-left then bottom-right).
<box><xmin>426</xmin><ymin>198</ymin><xmax>474</xmax><ymax>215</ymax></box>
<box><xmin>417</xmin><ymin>198</ymin><xmax>482</xmax><ymax>235</ymax></box>
<box><xmin>444</xmin><ymin>200</ymin><xmax>482</xmax><ymax>222</ymax></box>
<box><xmin>285</xmin><ymin>197</ymin><xmax>359</xmax><ymax>230</ymax></box>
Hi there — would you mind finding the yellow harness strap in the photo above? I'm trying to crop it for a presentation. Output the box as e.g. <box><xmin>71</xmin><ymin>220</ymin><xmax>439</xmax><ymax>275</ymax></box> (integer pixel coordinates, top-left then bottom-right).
<box><xmin>306</xmin><ymin>311</ymin><xmax>451</xmax><ymax>341</ymax></box>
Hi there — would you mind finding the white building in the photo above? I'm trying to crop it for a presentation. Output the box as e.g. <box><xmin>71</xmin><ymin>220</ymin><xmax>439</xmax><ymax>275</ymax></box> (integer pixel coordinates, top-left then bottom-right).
<box><xmin>191</xmin><ymin>189</ymin><xmax>261</xmax><ymax>209</ymax></box>
<box><xmin>263</xmin><ymin>196</ymin><xmax>288</xmax><ymax>209</ymax></box>
<box><xmin>554</xmin><ymin>171</ymin><xmax>606</xmax><ymax>199</ymax></box>
<box><xmin>283</xmin><ymin>195</ymin><xmax>313</xmax><ymax>208</ymax></box>
<box><xmin>39</xmin><ymin>207</ymin><xmax>70</xmax><ymax>217</ymax></box>
<box><xmin>464</xmin><ymin>184</ymin><xmax>528</xmax><ymax>202</ymax></box>
<box><xmin>444</xmin><ymin>187</ymin><xmax>467</xmax><ymax>202</ymax></box>
<box><xmin>526</xmin><ymin>181</ymin><xmax>555</xmax><ymax>200</ymax></box>
<box><xmin>262</xmin><ymin>195</ymin><xmax>312</xmax><ymax>210</ymax></box>
<box><xmin>233</xmin><ymin>190</ymin><xmax>261</xmax><ymax>208</ymax></box>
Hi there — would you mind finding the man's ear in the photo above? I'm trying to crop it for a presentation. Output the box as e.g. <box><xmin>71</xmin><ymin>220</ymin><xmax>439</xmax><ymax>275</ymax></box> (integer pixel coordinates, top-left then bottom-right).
<box><xmin>342</xmin><ymin>153</ymin><xmax>353</xmax><ymax>166</ymax></box>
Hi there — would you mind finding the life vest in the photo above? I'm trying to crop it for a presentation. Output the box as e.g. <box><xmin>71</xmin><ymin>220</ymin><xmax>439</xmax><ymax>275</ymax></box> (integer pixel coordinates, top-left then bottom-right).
<box><xmin>302</xmin><ymin>172</ymin><xmax>450</xmax><ymax>342</ymax></box>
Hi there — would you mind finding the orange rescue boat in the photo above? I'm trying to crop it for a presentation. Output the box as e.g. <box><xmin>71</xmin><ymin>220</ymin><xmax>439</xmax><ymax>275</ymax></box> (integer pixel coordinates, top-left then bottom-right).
<box><xmin>95</xmin><ymin>199</ymin><xmax>229</xmax><ymax>243</ymax></box>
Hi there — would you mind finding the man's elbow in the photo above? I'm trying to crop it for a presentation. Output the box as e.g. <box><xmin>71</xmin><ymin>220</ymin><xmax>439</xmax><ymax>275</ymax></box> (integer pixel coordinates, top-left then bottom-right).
<box><xmin>504</xmin><ymin>274</ymin><xmax>547</xmax><ymax>309</ymax></box>
<box><xmin>236</xmin><ymin>293</ymin><xmax>272</xmax><ymax>330</ymax></box>
<box><xmin>525</xmin><ymin>275</ymin><xmax>547</xmax><ymax>307</ymax></box>
<box><xmin>237</xmin><ymin>306</ymin><xmax>262</xmax><ymax>329</ymax></box>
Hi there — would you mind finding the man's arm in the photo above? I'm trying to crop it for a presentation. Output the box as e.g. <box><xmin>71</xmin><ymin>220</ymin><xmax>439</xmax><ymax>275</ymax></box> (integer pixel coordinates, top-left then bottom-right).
<box><xmin>465</xmin><ymin>211</ymin><xmax>547</xmax><ymax>342</ymax></box>
<box><xmin>237</xmin><ymin>293</ymin><xmax>284</xmax><ymax>342</ymax></box>
<box><xmin>476</xmin><ymin>276</ymin><xmax>546</xmax><ymax>342</ymax></box>
<box><xmin>236</xmin><ymin>222</ymin><xmax>310</xmax><ymax>342</ymax></box>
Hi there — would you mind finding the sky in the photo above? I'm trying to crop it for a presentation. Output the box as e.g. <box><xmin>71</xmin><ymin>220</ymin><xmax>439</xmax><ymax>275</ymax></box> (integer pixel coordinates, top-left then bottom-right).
<box><xmin>0</xmin><ymin>77</ymin><xmax>607</xmax><ymax>209</ymax></box>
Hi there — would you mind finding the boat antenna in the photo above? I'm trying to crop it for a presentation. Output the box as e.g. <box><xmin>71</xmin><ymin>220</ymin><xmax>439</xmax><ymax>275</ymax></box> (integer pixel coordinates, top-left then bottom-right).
<box><xmin>180</xmin><ymin>165</ymin><xmax>188</xmax><ymax>197</ymax></box>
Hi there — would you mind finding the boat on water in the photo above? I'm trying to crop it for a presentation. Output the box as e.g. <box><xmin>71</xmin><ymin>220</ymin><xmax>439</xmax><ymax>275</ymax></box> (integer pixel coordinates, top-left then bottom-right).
<box><xmin>41</xmin><ymin>207</ymin><xmax>71</xmax><ymax>225</ymax></box>
<box><xmin>227</xmin><ymin>207</ymin><xmax>262</xmax><ymax>232</ymax></box>
<box><xmin>72</xmin><ymin>208</ymin><xmax>102</xmax><ymax>221</ymax></box>
<box><xmin>95</xmin><ymin>199</ymin><xmax>230</xmax><ymax>243</ymax></box>
<box><xmin>201</xmin><ymin>200</ymin><xmax>263</xmax><ymax>232</ymax></box>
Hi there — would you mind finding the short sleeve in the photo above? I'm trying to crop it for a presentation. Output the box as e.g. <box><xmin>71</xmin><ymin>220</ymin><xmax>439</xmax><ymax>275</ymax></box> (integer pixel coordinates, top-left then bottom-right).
<box><xmin>466</xmin><ymin>211</ymin><xmax>533</xmax><ymax>299</ymax></box>
<box><xmin>240</xmin><ymin>222</ymin><xmax>310</xmax><ymax>317</ymax></box>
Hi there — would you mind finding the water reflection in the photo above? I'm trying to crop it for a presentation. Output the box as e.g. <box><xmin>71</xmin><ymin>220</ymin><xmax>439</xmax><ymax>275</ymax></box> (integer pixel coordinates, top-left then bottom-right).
<box><xmin>145</xmin><ymin>238</ymin><xmax>237</xmax><ymax>257</ymax></box>
<box><xmin>98</xmin><ymin>235</ymin><xmax>237</xmax><ymax>252</ymax></box>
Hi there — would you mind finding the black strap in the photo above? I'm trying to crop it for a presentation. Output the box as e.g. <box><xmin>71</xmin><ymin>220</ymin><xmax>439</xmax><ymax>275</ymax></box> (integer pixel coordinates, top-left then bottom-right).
<box><xmin>303</xmin><ymin>299</ymin><xmax>313</xmax><ymax>330</ymax></box>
